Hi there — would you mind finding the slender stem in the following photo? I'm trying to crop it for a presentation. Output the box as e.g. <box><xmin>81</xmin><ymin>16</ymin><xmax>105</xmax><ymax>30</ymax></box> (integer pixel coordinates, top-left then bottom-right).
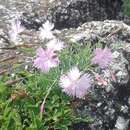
<box><xmin>40</xmin><ymin>79</ymin><xmax>57</xmax><ymax>119</ymax></box>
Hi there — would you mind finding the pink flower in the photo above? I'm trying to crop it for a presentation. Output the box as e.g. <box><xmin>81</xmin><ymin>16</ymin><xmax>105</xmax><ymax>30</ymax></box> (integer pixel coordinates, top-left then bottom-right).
<box><xmin>91</xmin><ymin>48</ymin><xmax>113</xmax><ymax>69</ymax></box>
<box><xmin>40</xmin><ymin>102</ymin><xmax>45</xmax><ymax>113</ymax></box>
<box><xmin>95</xmin><ymin>74</ymin><xmax>108</xmax><ymax>86</ymax></box>
<box><xmin>59</xmin><ymin>67</ymin><xmax>92</xmax><ymax>99</ymax></box>
<box><xmin>33</xmin><ymin>47</ymin><xmax>60</xmax><ymax>73</ymax></box>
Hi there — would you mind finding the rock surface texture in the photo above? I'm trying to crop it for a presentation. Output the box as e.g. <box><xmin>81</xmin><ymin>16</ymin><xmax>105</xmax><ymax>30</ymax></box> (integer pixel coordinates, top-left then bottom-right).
<box><xmin>0</xmin><ymin>0</ymin><xmax>123</xmax><ymax>30</ymax></box>
<box><xmin>47</xmin><ymin>0</ymin><xmax>123</xmax><ymax>29</ymax></box>
<box><xmin>23</xmin><ymin>0</ymin><xmax>124</xmax><ymax>29</ymax></box>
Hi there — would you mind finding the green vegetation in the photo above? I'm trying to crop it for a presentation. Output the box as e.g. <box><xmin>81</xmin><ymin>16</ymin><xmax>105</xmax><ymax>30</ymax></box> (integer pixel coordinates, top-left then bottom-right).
<box><xmin>0</xmin><ymin>43</ymin><xmax>97</xmax><ymax>130</ymax></box>
<box><xmin>123</xmin><ymin>0</ymin><xmax>130</xmax><ymax>17</ymax></box>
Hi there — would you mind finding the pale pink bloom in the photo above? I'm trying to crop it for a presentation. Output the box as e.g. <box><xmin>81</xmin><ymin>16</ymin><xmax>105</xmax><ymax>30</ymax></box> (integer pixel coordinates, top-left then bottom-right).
<box><xmin>91</xmin><ymin>48</ymin><xmax>113</xmax><ymax>69</ymax></box>
<box><xmin>33</xmin><ymin>47</ymin><xmax>60</xmax><ymax>73</ymax></box>
<box><xmin>40</xmin><ymin>102</ymin><xmax>45</xmax><ymax>113</ymax></box>
<box><xmin>59</xmin><ymin>67</ymin><xmax>92</xmax><ymax>98</ymax></box>
<box><xmin>39</xmin><ymin>21</ymin><xmax>55</xmax><ymax>40</ymax></box>
<box><xmin>9</xmin><ymin>18</ymin><xmax>24</xmax><ymax>44</ymax></box>
<box><xmin>46</xmin><ymin>39</ymin><xmax>64</xmax><ymax>52</ymax></box>
<box><xmin>95</xmin><ymin>74</ymin><xmax>108</xmax><ymax>86</ymax></box>
<box><xmin>110</xmin><ymin>71</ymin><xmax>116</xmax><ymax>82</ymax></box>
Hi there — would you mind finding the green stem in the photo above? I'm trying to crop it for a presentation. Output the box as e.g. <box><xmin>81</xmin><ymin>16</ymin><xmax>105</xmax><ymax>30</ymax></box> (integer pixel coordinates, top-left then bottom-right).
<box><xmin>40</xmin><ymin>79</ymin><xmax>57</xmax><ymax>119</ymax></box>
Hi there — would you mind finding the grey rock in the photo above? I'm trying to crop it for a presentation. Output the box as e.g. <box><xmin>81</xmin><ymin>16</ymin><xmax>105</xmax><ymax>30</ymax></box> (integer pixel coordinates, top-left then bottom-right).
<box><xmin>110</xmin><ymin>52</ymin><xmax>129</xmax><ymax>85</ymax></box>
<box><xmin>0</xmin><ymin>0</ymin><xmax>123</xmax><ymax>30</ymax></box>
<box><xmin>128</xmin><ymin>97</ymin><xmax>130</xmax><ymax>105</ymax></box>
<box><xmin>120</xmin><ymin>106</ymin><xmax>128</xmax><ymax>114</ymax></box>
<box><xmin>115</xmin><ymin>116</ymin><xmax>129</xmax><ymax>130</ymax></box>
<box><xmin>47</xmin><ymin>0</ymin><xmax>123</xmax><ymax>29</ymax></box>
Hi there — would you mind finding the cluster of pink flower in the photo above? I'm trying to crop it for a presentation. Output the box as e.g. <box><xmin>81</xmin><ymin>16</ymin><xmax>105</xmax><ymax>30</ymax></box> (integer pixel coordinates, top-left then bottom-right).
<box><xmin>58</xmin><ymin>47</ymin><xmax>113</xmax><ymax>99</ymax></box>
<box><xmin>33</xmin><ymin>20</ymin><xmax>113</xmax><ymax>99</ymax></box>
<box><xmin>8</xmin><ymin>18</ymin><xmax>113</xmax><ymax>113</ymax></box>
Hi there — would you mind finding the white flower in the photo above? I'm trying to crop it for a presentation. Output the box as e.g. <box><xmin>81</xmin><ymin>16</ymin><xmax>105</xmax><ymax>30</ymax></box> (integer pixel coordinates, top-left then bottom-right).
<box><xmin>59</xmin><ymin>67</ymin><xmax>92</xmax><ymax>98</ymax></box>
<box><xmin>43</xmin><ymin>21</ymin><xmax>54</xmax><ymax>31</ymax></box>
<box><xmin>39</xmin><ymin>21</ymin><xmax>55</xmax><ymax>40</ymax></box>
<box><xmin>60</xmin><ymin>67</ymin><xmax>82</xmax><ymax>89</ymax></box>
<box><xmin>49</xmin><ymin>0</ymin><xmax>55</xmax><ymax>3</ymax></box>
<box><xmin>9</xmin><ymin>18</ymin><xmax>24</xmax><ymax>45</ymax></box>
<box><xmin>46</xmin><ymin>39</ymin><xmax>64</xmax><ymax>52</ymax></box>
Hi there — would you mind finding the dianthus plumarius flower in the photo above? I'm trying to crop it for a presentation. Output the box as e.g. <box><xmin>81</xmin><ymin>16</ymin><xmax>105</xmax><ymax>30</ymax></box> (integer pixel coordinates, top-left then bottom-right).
<box><xmin>91</xmin><ymin>48</ymin><xmax>113</xmax><ymax>69</ymax></box>
<box><xmin>33</xmin><ymin>47</ymin><xmax>60</xmax><ymax>73</ymax></box>
<box><xmin>59</xmin><ymin>67</ymin><xmax>92</xmax><ymax>99</ymax></box>
<box><xmin>9</xmin><ymin>18</ymin><xmax>25</xmax><ymax>44</ymax></box>
<box><xmin>39</xmin><ymin>20</ymin><xmax>55</xmax><ymax>40</ymax></box>
<box><xmin>46</xmin><ymin>39</ymin><xmax>64</xmax><ymax>52</ymax></box>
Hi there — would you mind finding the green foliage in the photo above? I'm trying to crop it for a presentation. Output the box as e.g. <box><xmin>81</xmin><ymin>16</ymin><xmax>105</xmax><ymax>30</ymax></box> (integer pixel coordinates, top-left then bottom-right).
<box><xmin>0</xmin><ymin>43</ymin><xmax>95</xmax><ymax>130</ymax></box>
<box><xmin>60</xmin><ymin>42</ymin><xmax>93</xmax><ymax>72</ymax></box>
<box><xmin>123</xmin><ymin>0</ymin><xmax>130</xmax><ymax>17</ymax></box>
